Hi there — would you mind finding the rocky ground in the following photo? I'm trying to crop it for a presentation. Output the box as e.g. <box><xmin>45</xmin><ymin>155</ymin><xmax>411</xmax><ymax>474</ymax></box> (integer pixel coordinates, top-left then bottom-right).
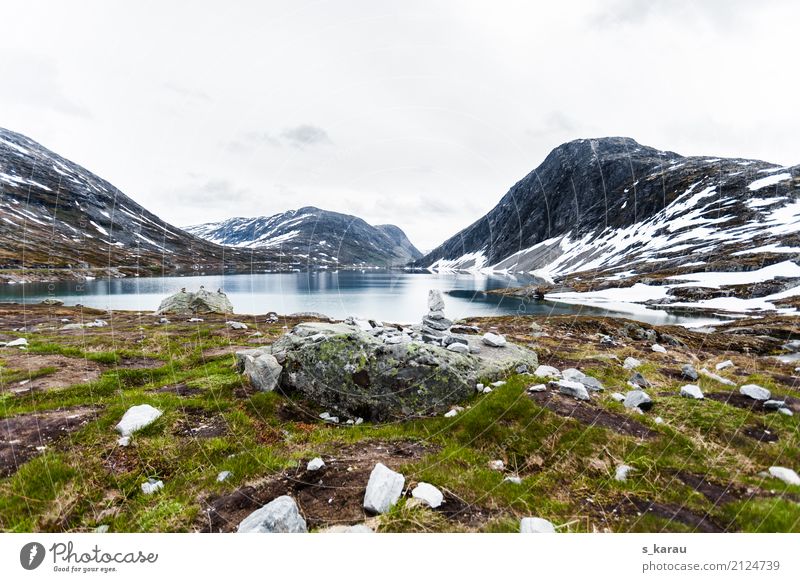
<box><xmin>0</xmin><ymin>303</ymin><xmax>799</xmax><ymax>532</ymax></box>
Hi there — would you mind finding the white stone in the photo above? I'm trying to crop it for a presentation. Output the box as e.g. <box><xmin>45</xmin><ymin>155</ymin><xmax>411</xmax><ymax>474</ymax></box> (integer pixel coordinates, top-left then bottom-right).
<box><xmin>217</xmin><ymin>471</ymin><xmax>232</xmax><ymax>482</ymax></box>
<box><xmin>482</xmin><ymin>387</ymin><xmax>493</xmax><ymax>394</ymax></box>
<box><xmin>6</xmin><ymin>337</ymin><xmax>28</xmax><ymax>347</ymax></box>
<box><xmin>238</xmin><ymin>495</ymin><xmax>308</xmax><ymax>533</ymax></box>
<box><xmin>768</xmin><ymin>466</ymin><xmax>800</xmax><ymax>486</ymax></box>
<box><xmin>226</xmin><ymin>321</ymin><xmax>248</xmax><ymax>330</ymax></box>
<box><xmin>561</xmin><ymin>368</ymin><xmax>586</xmax><ymax>382</ymax></box>
<box><xmin>189</xmin><ymin>317</ymin><xmax>204</xmax><ymax>322</ymax></box>
<box><xmin>778</xmin><ymin>408</ymin><xmax>793</xmax><ymax>417</ymax></box>
<box><xmin>615</xmin><ymin>464</ymin><xmax>633</xmax><ymax>482</ymax></box>
<box><xmin>115</xmin><ymin>404</ymin><xmax>163</xmax><ymax>437</ymax></box>
<box><xmin>363</xmin><ymin>463</ymin><xmax>405</xmax><ymax>514</ymax></box>
<box><xmin>319</xmin><ymin>412</ymin><xmax>340</xmax><ymax>423</ymax></box>
<box><xmin>553</xmin><ymin>379</ymin><xmax>590</xmax><ymax>401</ymax></box>
<box><xmin>411</xmin><ymin>482</ymin><xmax>444</xmax><ymax>508</ymax></box>
<box><xmin>307</xmin><ymin>457</ymin><xmax>325</xmax><ymax>471</ymax></box>
<box><xmin>520</xmin><ymin>517</ymin><xmax>556</xmax><ymax>533</ymax></box>
<box><xmin>491</xmin><ymin>381</ymin><xmax>506</xmax><ymax>387</ymax></box>
<box><xmin>428</xmin><ymin>289</ymin><xmax>446</xmax><ymax>312</ymax></box>
<box><xmin>680</xmin><ymin>384</ymin><xmax>704</xmax><ymax>399</ymax></box>
<box><xmin>141</xmin><ymin>479</ymin><xmax>164</xmax><ymax>495</ymax></box>
<box><xmin>740</xmin><ymin>384</ymin><xmax>771</xmax><ymax>401</ymax></box>
<box><xmin>716</xmin><ymin>360</ymin><xmax>734</xmax><ymax>371</ymax></box>
<box><xmin>527</xmin><ymin>384</ymin><xmax>547</xmax><ymax>393</ymax></box>
<box><xmin>117</xmin><ymin>436</ymin><xmax>131</xmax><ymax>447</ymax></box>
<box><xmin>482</xmin><ymin>332</ymin><xmax>507</xmax><ymax>347</ymax></box>
<box><xmin>654</xmin><ymin>416</ymin><xmax>664</xmax><ymax>424</ymax></box>
<box><xmin>503</xmin><ymin>475</ymin><xmax>522</xmax><ymax>485</ymax></box>
<box><xmin>488</xmin><ymin>460</ymin><xmax>505</xmax><ymax>471</ymax></box>
<box><xmin>475</xmin><ymin>383</ymin><xmax>485</xmax><ymax>393</ymax></box>
<box><xmin>700</xmin><ymin>368</ymin><xmax>736</xmax><ymax>386</ymax></box>
<box><xmin>651</xmin><ymin>344</ymin><xmax>667</xmax><ymax>353</ymax></box>
<box><xmin>444</xmin><ymin>409</ymin><xmax>459</xmax><ymax>418</ymax></box>
<box><xmin>623</xmin><ymin>390</ymin><xmax>652</xmax><ymax>411</ymax></box>
<box><xmin>611</xmin><ymin>392</ymin><xmax>626</xmax><ymax>402</ymax></box>
<box><xmin>623</xmin><ymin>357</ymin><xmax>642</xmax><ymax>370</ymax></box>
<box><xmin>446</xmin><ymin>342</ymin><xmax>469</xmax><ymax>354</ymax></box>
<box><xmin>534</xmin><ymin>365</ymin><xmax>561</xmax><ymax>379</ymax></box>
<box><xmin>319</xmin><ymin>524</ymin><xmax>374</xmax><ymax>533</ymax></box>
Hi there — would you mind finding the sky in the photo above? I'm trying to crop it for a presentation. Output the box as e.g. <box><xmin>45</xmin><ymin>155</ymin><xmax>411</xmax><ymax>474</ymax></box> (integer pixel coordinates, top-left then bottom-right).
<box><xmin>1</xmin><ymin>0</ymin><xmax>799</xmax><ymax>251</ymax></box>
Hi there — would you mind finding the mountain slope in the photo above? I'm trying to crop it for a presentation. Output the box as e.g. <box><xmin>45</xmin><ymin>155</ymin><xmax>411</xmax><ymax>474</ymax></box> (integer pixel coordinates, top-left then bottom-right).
<box><xmin>185</xmin><ymin>208</ymin><xmax>421</xmax><ymax>267</ymax></box>
<box><xmin>415</xmin><ymin>137</ymin><xmax>799</xmax><ymax>281</ymax></box>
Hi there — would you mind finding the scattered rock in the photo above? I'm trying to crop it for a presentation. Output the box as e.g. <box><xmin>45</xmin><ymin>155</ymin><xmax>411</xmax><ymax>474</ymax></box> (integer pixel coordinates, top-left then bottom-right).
<box><xmin>411</xmin><ymin>482</ymin><xmax>444</xmax><ymax>508</ymax></box>
<box><xmin>550</xmin><ymin>379</ymin><xmax>590</xmax><ymax>401</ymax></box>
<box><xmin>488</xmin><ymin>460</ymin><xmax>505</xmax><ymax>471</ymax></box>
<box><xmin>237</xmin><ymin>495</ymin><xmax>308</xmax><ymax>533</ymax></box>
<box><xmin>446</xmin><ymin>342</ymin><xmax>469</xmax><ymax>354</ymax></box>
<box><xmin>217</xmin><ymin>471</ymin><xmax>232</xmax><ymax>482</ymax></box>
<box><xmin>778</xmin><ymin>408</ymin><xmax>793</xmax><ymax>417</ymax></box>
<box><xmin>482</xmin><ymin>332</ymin><xmax>507</xmax><ymax>348</ymax></box>
<box><xmin>40</xmin><ymin>298</ymin><xmax>64</xmax><ymax>306</ymax></box>
<box><xmin>520</xmin><ymin>517</ymin><xmax>556</xmax><ymax>533</ymax></box>
<box><xmin>611</xmin><ymin>392</ymin><xmax>626</xmax><ymax>402</ymax></box>
<box><xmin>581</xmin><ymin>376</ymin><xmax>604</xmax><ymax>392</ymax></box>
<box><xmin>739</xmin><ymin>384</ymin><xmax>770</xmax><ymax>401</ymax></box>
<box><xmin>681</xmin><ymin>364</ymin><xmax>699</xmax><ymax>381</ymax></box>
<box><xmin>534</xmin><ymin>365</ymin><xmax>561</xmax><ymax>378</ymax></box>
<box><xmin>651</xmin><ymin>344</ymin><xmax>667</xmax><ymax>354</ymax></box>
<box><xmin>629</xmin><ymin>372</ymin><xmax>651</xmax><ymax>389</ymax></box>
<box><xmin>235</xmin><ymin>348</ymin><xmax>282</xmax><ymax>392</ymax></box>
<box><xmin>623</xmin><ymin>390</ymin><xmax>653</xmax><ymax>412</ymax></box>
<box><xmin>226</xmin><ymin>321</ymin><xmax>248</xmax><ymax>330</ymax></box>
<box><xmin>6</xmin><ymin>337</ymin><xmax>28</xmax><ymax>348</ymax></box>
<box><xmin>623</xmin><ymin>357</ymin><xmax>642</xmax><ymax>370</ymax></box>
<box><xmin>319</xmin><ymin>412</ymin><xmax>339</xmax><ymax>423</ymax></box>
<box><xmin>716</xmin><ymin>360</ymin><xmax>734</xmax><ymax>371</ymax></box>
<box><xmin>680</xmin><ymin>384</ymin><xmax>704</xmax><ymax>400</ymax></box>
<box><xmin>307</xmin><ymin>457</ymin><xmax>325</xmax><ymax>472</ymax></box>
<box><xmin>700</xmin><ymin>368</ymin><xmax>736</xmax><ymax>386</ymax></box>
<box><xmin>561</xmin><ymin>368</ymin><xmax>585</xmax><ymax>382</ymax></box>
<box><xmin>141</xmin><ymin>479</ymin><xmax>164</xmax><ymax>495</ymax></box>
<box><xmin>156</xmin><ymin>287</ymin><xmax>233</xmax><ymax>315</ymax></box>
<box><xmin>768</xmin><ymin>466</ymin><xmax>800</xmax><ymax>486</ymax></box>
<box><xmin>115</xmin><ymin>404</ymin><xmax>163</xmax><ymax>437</ymax></box>
<box><xmin>763</xmin><ymin>400</ymin><xmax>786</xmax><ymax>411</ymax></box>
<box><xmin>615</xmin><ymin>464</ymin><xmax>633</xmax><ymax>482</ymax></box>
<box><xmin>527</xmin><ymin>383</ymin><xmax>547</xmax><ymax>393</ymax></box>
<box><xmin>444</xmin><ymin>409</ymin><xmax>459</xmax><ymax>418</ymax></box>
<box><xmin>363</xmin><ymin>463</ymin><xmax>405</xmax><ymax>514</ymax></box>
<box><xmin>503</xmin><ymin>475</ymin><xmax>523</xmax><ymax>485</ymax></box>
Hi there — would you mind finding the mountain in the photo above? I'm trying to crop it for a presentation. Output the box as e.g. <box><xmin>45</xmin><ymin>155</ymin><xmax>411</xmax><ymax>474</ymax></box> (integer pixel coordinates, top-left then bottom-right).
<box><xmin>415</xmin><ymin>137</ymin><xmax>799</xmax><ymax>281</ymax></box>
<box><xmin>185</xmin><ymin>208</ymin><xmax>421</xmax><ymax>267</ymax></box>
<box><xmin>0</xmin><ymin>127</ymin><xmax>414</xmax><ymax>281</ymax></box>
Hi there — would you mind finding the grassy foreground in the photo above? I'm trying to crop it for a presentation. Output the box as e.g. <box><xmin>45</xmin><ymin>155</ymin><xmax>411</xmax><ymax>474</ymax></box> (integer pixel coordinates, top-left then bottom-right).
<box><xmin>1</xmin><ymin>304</ymin><xmax>798</xmax><ymax>533</ymax></box>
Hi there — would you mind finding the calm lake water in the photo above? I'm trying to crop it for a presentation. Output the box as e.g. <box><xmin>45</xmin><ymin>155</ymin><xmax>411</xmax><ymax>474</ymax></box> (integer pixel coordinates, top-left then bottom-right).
<box><xmin>0</xmin><ymin>271</ymin><xmax>710</xmax><ymax>325</ymax></box>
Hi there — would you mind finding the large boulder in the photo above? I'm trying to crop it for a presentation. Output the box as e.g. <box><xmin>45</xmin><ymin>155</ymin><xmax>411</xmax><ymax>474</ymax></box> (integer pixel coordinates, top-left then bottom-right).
<box><xmin>156</xmin><ymin>287</ymin><xmax>233</xmax><ymax>315</ymax></box>
<box><xmin>258</xmin><ymin>321</ymin><xmax>537</xmax><ymax>420</ymax></box>
<box><xmin>363</xmin><ymin>463</ymin><xmax>405</xmax><ymax>514</ymax></box>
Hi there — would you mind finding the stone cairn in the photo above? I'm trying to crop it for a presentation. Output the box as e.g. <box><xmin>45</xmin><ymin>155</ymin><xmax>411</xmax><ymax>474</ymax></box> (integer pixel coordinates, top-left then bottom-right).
<box><xmin>420</xmin><ymin>289</ymin><xmax>453</xmax><ymax>344</ymax></box>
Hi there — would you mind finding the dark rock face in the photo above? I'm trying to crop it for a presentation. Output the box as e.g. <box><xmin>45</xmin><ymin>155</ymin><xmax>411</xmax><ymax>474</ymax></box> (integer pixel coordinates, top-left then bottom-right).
<box><xmin>414</xmin><ymin>137</ymin><xmax>799</xmax><ymax>277</ymax></box>
<box><xmin>185</xmin><ymin>208</ymin><xmax>421</xmax><ymax>267</ymax></box>
<box><xmin>0</xmin><ymin>127</ymin><xmax>290</xmax><ymax>275</ymax></box>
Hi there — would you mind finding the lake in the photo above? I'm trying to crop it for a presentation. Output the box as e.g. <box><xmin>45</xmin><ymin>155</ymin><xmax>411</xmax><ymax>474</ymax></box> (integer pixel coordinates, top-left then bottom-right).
<box><xmin>0</xmin><ymin>271</ymin><xmax>715</xmax><ymax>326</ymax></box>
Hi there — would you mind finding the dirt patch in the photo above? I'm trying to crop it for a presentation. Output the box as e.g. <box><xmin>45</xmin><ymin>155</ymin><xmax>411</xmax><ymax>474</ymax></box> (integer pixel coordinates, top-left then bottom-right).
<box><xmin>115</xmin><ymin>357</ymin><xmax>163</xmax><ymax>369</ymax></box>
<box><xmin>0</xmin><ymin>407</ymin><xmax>97</xmax><ymax>477</ymax></box>
<box><xmin>529</xmin><ymin>391</ymin><xmax>658</xmax><ymax>439</ymax></box>
<box><xmin>0</xmin><ymin>352</ymin><xmax>102</xmax><ymax>393</ymax></box>
<box><xmin>672</xmin><ymin>471</ymin><xmax>747</xmax><ymax>505</ymax></box>
<box><xmin>609</xmin><ymin>496</ymin><xmax>724</xmax><ymax>532</ymax></box>
<box><xmin>430</xmin><ymin>490</ymin><xmax>499</xmax><ymax>527</ymax></box>
<box><xmin>174</xmin><ymin>407</ymin><xmax>228</xmax><ymax>438</ymax></box>
<box><xmin>706</xmin><ymin>391</ymin><xmax>767</xmax><ymax>412</ymax></box>
<box><xmin>741</xmin><ymin>424</ymin><xmax>778</xmax><ymax>443</ymax></box>
<box><xmin>201</xmin><ymin>345</ymin><xmax>252</xmax><ymax>361</ymax></box>
<box><xmin>153</xmin><ymin>383</ymin><xmax>202</xmax><ymax>397</ymax></box>
<box><xmin>198</xmin><ymin>440</ymin><xmax>435</xmax><ymax>532</ymax></box>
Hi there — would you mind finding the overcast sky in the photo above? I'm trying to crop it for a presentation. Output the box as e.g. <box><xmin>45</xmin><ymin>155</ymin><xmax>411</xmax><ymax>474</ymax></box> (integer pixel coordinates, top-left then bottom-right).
<box><xmin>2</xmin><ymin>0</ymin><xmax>798</xmax><ymax>250</ymax></box>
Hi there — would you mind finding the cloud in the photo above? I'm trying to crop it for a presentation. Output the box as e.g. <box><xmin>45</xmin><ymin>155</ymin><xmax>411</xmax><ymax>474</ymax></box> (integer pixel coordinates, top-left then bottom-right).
<box><xmin>280</xmin><ymin>125</ymin><xmax>332</xmax><ymax>149</ymax></box>
<box><xmin>0</xmin><ymin>53</ymin><xmax>89</xmax><ymax>117</ymax></box>
<box><xmin>587</xmin><ymin>0</ymin><xmax>755</xmax><ymax>29</ymax></box>
<box><xmin>526</xmin><ymin>112</ymin><xmax>577</xmax><ymax>139</ymax></box>
<box><xmin>223</xmin><ymin>125</ymin><xmax>331</xmax><ymax>153</ymax></box>
<box><xmin>173</xmin><ymin>178</ymin><xmax>250</xmax><ymax>209</ymax></box>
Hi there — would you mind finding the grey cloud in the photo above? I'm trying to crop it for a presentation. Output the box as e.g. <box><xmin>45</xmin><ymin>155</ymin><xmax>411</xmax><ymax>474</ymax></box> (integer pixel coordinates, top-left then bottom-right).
<box><xmin>280</xmin><ymin>125</ymin><xmax>332</xmax><ymax>149</ymax></box>
<box><xmin>174</xmin><ymin>179</ymin><xmax>250</xmax><ymax>207</ymax></box>
<box><xmin>526</xmin><ymin>112</ymin><xmax>577</xmax><ymax>139</ymax></box>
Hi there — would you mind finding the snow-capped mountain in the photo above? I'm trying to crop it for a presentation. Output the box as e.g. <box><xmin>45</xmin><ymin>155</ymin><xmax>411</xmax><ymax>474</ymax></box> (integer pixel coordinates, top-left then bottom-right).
<box><xmin>185</xmin><ymin>208</ymin><xmax>421</xmax><ymax>267</ymax></box>
<box><xmin>415</xmin><ymin>137</ymin><xmax>799</xmax><ymax>281</ymax></box>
